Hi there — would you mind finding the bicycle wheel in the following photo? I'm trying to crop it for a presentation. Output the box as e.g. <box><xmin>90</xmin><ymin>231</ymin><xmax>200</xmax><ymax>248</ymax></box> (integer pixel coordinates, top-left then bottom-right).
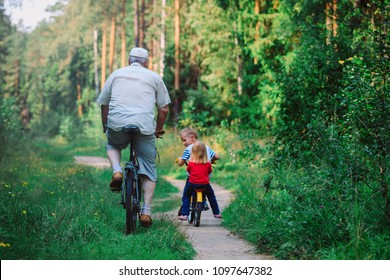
<box><xmin>187</xmin><ymin>194</ymin><xmax>195</xmax><ymax>224</ymax></box>
<box><xmin>194</xmin><ymin>202</ymin><xmax>203</xmax><ymax>227</ymax></box>
<box><xmin>125</xmin><ymin>171</ymin><xmax>137</xmax><ymax>234</ymax></box>
<box><xmin>188</xmin><ymin>208</ymin><xmax>194</xmax><ymax>224</ymax></box>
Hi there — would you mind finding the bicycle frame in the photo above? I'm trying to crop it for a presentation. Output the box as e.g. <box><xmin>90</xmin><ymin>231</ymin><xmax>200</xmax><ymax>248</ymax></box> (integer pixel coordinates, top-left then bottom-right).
<box><xmin>188</xmin><ymin>188</ymin><xmax>206</xmax><ymax>227</ymax></box>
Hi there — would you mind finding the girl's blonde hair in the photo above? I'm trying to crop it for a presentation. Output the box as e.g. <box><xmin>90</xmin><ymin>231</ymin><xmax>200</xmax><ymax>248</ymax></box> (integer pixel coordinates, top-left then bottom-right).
<box><xmin>190</xmin><ymin>141</ymin><xmax>208</xmax><ymax>164</ymax></box>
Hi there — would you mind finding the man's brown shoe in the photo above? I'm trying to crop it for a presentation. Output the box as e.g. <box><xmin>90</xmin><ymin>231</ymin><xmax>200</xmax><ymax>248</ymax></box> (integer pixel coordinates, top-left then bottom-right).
<box><xmin>140</xmin><ymin>214</ymin><xmax>153</xmax><ymax>227</ymax></box>
<box><xmin>110</xmin><ymin>172</ymin><xmax>123</xmax><ymax>192</ymax></box>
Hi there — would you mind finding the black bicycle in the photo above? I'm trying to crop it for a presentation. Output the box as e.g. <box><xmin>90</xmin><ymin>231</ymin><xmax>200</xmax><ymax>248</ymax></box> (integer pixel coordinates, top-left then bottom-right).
<box><xmin>119</xmin><ymin>125</ymin><xmax>142</xmax><ymax>235</ymax></box>
<box><xmin>119</xmin><ymin>126</ymin><xmax>164</xmax><ymax>234</ymax></box>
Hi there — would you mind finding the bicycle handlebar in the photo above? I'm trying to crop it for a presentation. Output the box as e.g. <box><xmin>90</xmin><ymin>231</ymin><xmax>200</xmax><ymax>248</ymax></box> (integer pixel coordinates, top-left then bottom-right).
<box><xmin>176</xmin><ymin>157</ymin><xmax>218</xmax><ymax>166</ymax></box>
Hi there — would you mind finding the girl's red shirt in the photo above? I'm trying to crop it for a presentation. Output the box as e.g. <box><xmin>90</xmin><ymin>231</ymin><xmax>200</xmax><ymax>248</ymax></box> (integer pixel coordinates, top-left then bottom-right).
<box><xmin>187</xmin><ymin>161</ymin><xmax>212</xmax><ymax>184</ymax></box>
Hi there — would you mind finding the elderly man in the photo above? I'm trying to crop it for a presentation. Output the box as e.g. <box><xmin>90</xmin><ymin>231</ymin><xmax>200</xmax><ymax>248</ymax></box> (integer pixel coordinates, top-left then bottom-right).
<box><xmin>97</xmin><ymin>47</ymin><xmax>170</xmax><ymax>227</ymax></box>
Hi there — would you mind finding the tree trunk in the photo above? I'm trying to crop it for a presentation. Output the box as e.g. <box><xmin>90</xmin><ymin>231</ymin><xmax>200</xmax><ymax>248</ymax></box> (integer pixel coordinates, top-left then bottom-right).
<box><xmin>140</xmin><ymin>0</ymin><xmax>146</xmax><ymax>48</ymax></box>
<box><xmin>134</xmin><ymin>0</ymin><xmax>139</xmax><ymax>47</ymax></box>
<box><xmin>232</xmin><ymin>0</ymin><xmax>243</xmax><ymax>96</ymax></box>
<box><xmin>100</xmin><ymin>23</ymin><xmax>107</xmax><ymax>90</ymax></box>
<box><xmin>93</xmin><ymin>29</ymin><xmax>99</xmax><ymax>96</ymax></box>
<box><xmin>109</xmin><ymin>14</ymin><xmax>116</xmax><ymax>73</ymax></box>
<box><xmin>326</xmin><ymin>0</ymin><xmax>338</xmax><ymax>45</ymax></box>
<box><xmin>332</xmin><ymin>0</ymin><xmax>338</xmax><ymax>38</ymax></box>
<box><xmin>149</xmin><ymin>0</ymin><xmax>158</xmax><ymax>71</ymax></box>
<box><xmin>121</xmin><ymin>0</ymin><xmax>127</xmax><ymax>67</ymax></box>
<box><xmin>159</xmin><ymin>0</ymin><xmax>166</xmax><ymax>77</ymax></box>
<box><xmin>77</xmin><ymin>71</ymin><xmax>83</xmax><ymax>117</ymax></box>
<box><xmin>173</xmin><ymin>0</ymin><xmax>181</xmax><ymax>125</ymax></box>
<box><xmin>273</xmin><ymin>0</ymin><xmax>279</xmax><ymax>10</ymax></box>
<box><xmin>235</xmin><ymin>33</ymin><xmax>243</xmax><ymax>96</ymax></box>
<box><xmin>326</xmin><ymin>2</ymin><xmax>332</xmax><ymax>45</ymax></box>
<box><xmin>77</xmin><ymin>84</ymin><xmax>82</xmax><ymax>117</ymax></box>
<box><xmin>20</xmin><ymin>105</ymin><xmax>31</xmax><ymax>129</ymax></box>
<box><xmin>254</xmin><ymin>0</ymin><xmax>261</xmax><ymax>64</ymax></box>
<box><xmin>174</xmin><ymin>0</ymin><xmax>180</xmax><ymax>90</ymax></box>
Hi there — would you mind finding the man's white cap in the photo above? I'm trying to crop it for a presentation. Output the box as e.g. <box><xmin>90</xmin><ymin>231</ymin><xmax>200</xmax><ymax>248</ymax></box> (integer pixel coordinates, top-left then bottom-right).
<box><xmin>129</xmin><ymin>47</ymin><xmax>149</xmax><ymax>59</ymax></box>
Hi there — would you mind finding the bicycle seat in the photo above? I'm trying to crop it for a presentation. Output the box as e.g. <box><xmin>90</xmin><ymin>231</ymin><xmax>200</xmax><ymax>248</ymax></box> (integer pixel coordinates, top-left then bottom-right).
<box><xmin>122</xmin><ymin>125</ymin><xmax>140</xmax><ymax>133</ymax></box>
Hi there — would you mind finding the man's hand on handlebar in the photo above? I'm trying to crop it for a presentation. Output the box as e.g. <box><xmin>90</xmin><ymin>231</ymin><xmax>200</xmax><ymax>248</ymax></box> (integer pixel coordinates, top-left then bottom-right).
<box><xmin>155</xmin><ymin>130</ymin><xmax>165</xmax><ymax>138</ymax></box>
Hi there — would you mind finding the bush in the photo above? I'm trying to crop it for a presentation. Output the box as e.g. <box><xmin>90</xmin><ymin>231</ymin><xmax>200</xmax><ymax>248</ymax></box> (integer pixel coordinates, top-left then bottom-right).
<box><xmin>223</xmin><ymin>155</ymin><xmax>390</xmax><ymax>259</ymax></box>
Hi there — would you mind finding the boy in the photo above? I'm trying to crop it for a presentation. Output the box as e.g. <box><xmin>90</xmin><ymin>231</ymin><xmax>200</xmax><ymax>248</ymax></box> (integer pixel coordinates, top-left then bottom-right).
<box><xmin>177</xmin><ymin>127</ymin><xmax>220</xmax><ymax>166</ymax></box>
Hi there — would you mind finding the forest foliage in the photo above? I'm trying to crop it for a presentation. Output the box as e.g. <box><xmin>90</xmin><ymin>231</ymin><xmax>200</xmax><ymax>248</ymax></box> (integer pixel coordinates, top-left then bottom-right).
<box><xmin>0</xmin><ymin>0</ymin><xmax>389</xmax><ymax>259</ymax></box>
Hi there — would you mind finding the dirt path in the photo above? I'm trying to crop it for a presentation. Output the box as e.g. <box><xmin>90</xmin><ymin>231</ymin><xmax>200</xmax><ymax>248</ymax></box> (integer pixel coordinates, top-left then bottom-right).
<box><xmin>74</xmin><ymin>156</ymin><xmax>272</xmax><ymax>260</ymax></box>
<box><xmin>74</xmin><ymin>156</ymin><xmax>111</xmax><ymax>168</ymax></box>
<box><xmin>164</xmin><ymin>178</ymin><xmax>272</xmax><ymax>260</ymax></box>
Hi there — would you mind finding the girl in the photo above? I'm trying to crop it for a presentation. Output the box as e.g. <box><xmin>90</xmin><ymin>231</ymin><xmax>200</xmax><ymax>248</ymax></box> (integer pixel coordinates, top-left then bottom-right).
<box><xmin>178</xmin><ymin>141</ymin><xmax>222</xmax><ymax>220</ymax></box>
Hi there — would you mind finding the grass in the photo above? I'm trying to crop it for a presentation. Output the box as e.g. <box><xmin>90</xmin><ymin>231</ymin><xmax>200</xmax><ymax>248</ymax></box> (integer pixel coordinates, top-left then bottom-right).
<box><xmin>0</xmin><ymin>133</ymin><xmax>194</xmax><ymax>260</ymax></box>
